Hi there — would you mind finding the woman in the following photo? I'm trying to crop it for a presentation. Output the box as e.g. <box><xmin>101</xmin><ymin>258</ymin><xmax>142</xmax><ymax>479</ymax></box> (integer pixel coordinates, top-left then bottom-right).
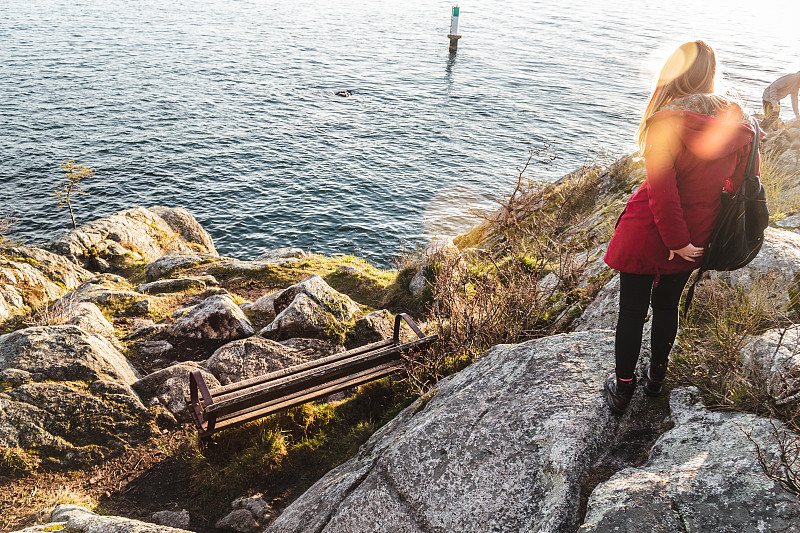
<box><xmin>603</xmin><ymin>40</ymin><xmax>758</xmax><ymax>413</ymax></box>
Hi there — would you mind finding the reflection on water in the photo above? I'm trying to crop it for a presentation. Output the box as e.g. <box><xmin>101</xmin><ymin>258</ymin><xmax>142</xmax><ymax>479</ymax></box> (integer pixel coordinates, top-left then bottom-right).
<box><xmin>0</xmin><ymin>0</ymin><xmax>796</xmax><ymax>267</ymax></box>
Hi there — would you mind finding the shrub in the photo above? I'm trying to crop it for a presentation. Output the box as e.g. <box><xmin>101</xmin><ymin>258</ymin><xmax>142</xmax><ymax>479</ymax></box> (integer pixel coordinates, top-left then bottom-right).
<box><xmin>55</xmin><ymin>160</ymin><xmax>94</xmax><ymax>229</ymax></box>
<box><xmin>760</xmin><ymin>148</ymin><xmax>800</xmax><ymax>221</ymax></box>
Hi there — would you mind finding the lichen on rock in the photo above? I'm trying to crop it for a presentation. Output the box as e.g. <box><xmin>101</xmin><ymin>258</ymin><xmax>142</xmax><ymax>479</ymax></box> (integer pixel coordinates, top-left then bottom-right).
<box><xmin>0</xmin><ymin>326</ymin><xmax>151</xmax><ymax>468</ymax></box>
<box><xmin>167</xmin><ymin>293</ymin><xmax>254</xmax><ymax>341</ymax></box>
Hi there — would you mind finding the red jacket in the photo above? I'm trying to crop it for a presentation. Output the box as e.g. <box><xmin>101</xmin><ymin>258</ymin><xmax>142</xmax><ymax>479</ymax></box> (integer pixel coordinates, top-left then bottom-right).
<box><xmin>605</xmin><ymin>110</ymin><xmax>757</xmax><ymax>275</ymax></box>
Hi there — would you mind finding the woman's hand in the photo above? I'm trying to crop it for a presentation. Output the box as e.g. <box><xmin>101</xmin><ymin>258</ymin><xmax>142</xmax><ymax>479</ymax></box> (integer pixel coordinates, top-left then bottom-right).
<box><xmin>669</xmin><ymin>243</ymin><xmax>704</xmax><ymax>262</ymax></box>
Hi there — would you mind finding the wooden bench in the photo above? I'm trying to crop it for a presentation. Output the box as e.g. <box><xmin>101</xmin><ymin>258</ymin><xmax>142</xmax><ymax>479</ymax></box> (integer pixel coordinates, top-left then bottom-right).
<box><xmin>187</xmin><ymin>313</ymin><xmax>437</xmax><ymax>437</ymax></box>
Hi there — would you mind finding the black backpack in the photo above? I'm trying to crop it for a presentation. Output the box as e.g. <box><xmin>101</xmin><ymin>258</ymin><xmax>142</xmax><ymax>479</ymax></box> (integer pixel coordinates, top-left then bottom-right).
<box><xmin>683</xmin><ymin>118</ymin><xmax>769</xmax><ymax>316</ymax></box>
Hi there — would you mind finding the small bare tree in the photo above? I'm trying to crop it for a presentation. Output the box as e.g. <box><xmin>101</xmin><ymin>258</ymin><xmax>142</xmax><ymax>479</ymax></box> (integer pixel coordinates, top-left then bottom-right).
<box><xmin>55</xmin><ymin>161</ymin><xmax>94</xmax><ymax>229</ymax></box>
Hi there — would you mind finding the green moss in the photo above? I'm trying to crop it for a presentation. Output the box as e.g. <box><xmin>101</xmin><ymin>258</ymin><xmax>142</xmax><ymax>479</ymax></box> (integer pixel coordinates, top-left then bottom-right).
<box><xmin>179</xmin><ymin>377</ymin><xmax>414</xmax><ymax>516</ymax></box>
<box><xmin>0</xmin><ymin>447</ymin><xmax>40</xmax><ymax>477</ymax></box>
<box><xmin>7</xmin><ymin>256</ymin><xmax>38</xmax><ymax>265</ymax></box>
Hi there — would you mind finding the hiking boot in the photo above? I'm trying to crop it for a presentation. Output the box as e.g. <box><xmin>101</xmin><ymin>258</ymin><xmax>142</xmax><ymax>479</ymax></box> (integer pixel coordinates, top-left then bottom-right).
<box><xmin>643</xmin><ymin>363</ymin><xmax>667</xmax><ymax>397</ymax></box>
<box><xmin>604</xmin><ymin>373</ymin><xmax>637</xmax><ymax>414</ymax></box>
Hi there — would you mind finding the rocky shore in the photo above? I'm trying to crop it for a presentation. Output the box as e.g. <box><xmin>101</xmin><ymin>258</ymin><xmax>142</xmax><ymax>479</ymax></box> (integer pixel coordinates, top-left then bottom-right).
<box><xmin>3</xmin><ymin>122</ymin><xmax>800</xmax><ymax>532</ymax></box>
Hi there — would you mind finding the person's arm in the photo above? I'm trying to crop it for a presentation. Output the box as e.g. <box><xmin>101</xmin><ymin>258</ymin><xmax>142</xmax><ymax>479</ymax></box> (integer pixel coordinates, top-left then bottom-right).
<box><xmin>643</xmin><ymin>118</ymin><xmax>693</xmax><ymax>253</ymax></box>
<box><xmin>793</xmin><ymin>88</ymin><xmax>799</xmax><ymax>120</ymax></box>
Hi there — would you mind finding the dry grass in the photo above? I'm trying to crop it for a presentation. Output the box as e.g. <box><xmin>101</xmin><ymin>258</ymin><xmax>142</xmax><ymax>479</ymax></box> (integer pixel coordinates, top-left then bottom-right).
<box><xmin>672</xmin><ymin>274</ymin><xmax>800</xmax><ymax>497</ymax></box>
<box><xmin>743</xmin><ymin>419</ymin><xmax>800</xmax><ymax>497</ymax></box>
<box><xmin>24</xmin><ymin>291</ymin><xmax>81</xmax><ymax>328</ymax></box>
<box><xmin>761</xmin><ymin>147</ymin><xmax>800</xmax><ymax>221</ymax></box>
<box><xmin>408</xmin><ymin>151</ymin><xmax>645</xmax><ymax>393</ymax></box>
<box><xmin>672</xmin><ymin>275</ymin><xmax>789</xmax><ymax>411</ymax></box>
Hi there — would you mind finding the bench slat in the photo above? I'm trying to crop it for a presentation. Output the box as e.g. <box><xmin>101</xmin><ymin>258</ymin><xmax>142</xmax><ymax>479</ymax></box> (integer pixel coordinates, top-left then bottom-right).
<box><xmin>187</xmin><ymin>313</ymin><xmax>438</xmax><ymax>437</ymax></box>
<box><xmin>206</xmin><ymin>338</ymin><xmax>434</xmax><ymax>417</ymax></box>
<box><xmin>208</xmin><ymin>361</ymin><xmax>403</xmax><ymax>433</ymax></box>
<box><xmin>209</xmin><ymin>338</ymin><xmax>395</xmax><ymax>397</ymax></box>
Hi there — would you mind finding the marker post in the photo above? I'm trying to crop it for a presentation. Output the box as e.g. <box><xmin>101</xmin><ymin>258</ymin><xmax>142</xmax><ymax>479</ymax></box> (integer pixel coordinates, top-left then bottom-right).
<box><xmin>448</xmin><ymin>6</ymin><xmax>461</xmax><ymax>53</ymax></box>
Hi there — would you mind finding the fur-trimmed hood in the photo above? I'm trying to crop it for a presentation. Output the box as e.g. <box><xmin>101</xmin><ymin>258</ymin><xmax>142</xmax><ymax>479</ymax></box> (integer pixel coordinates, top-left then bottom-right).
<box><xmin>646</xmin><ymin>95</ymin><xmax>755</xmax><ymax>161</ymax></box>
<box><xmin>659</xmin><ymin>93</ymin><xmax>750</xmax><ymax>123</ymax></box>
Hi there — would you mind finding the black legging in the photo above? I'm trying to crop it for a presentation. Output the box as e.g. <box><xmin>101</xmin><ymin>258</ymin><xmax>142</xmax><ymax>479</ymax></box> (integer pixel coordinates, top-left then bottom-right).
<box><xmin>615</xmin><ymin>271</ymin><xmax>693</xmax><ymax>380</ymax></box>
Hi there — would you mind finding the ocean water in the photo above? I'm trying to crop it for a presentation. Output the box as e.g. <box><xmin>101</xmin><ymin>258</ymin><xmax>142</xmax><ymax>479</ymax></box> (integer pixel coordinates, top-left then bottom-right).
<box><xmin>1</xmin><ymin>0</ymin><xmax>796</xmax><ymax>267</ymax></box>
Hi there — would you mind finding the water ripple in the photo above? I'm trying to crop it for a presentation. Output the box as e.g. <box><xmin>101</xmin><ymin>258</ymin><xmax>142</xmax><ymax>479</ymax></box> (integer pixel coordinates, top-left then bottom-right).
<box><xmin>1</xmin><ymin>0</ymin><xmax>795</xmax><ymax>266</ymax></box>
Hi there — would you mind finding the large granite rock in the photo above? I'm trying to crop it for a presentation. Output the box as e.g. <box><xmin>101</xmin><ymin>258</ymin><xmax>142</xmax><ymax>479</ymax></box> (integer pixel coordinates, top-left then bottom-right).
<box><xmin>205</xmin><ymin>337</ymin><xmax>325</xmax><ymax>385</ymax></box>
<box><xmin>267</xmin><ymin>330</ymin><xmax>621</xmax><ymax>533</ymax></box>
<box><xmin>580</xmin><ymin>388</ymin><xmax>800</xmax><ymax>532</ymax></box>
<box><xmin>253</xmin><ymin>247</ymin><xmax>306</xmax><ymax>261</ymax></box>
<box><xmin>10</xmin><ymin>504</ymin><xmax>193</xmax><ymax>533</ymax></box>
<box><xmin>49</xmin><ymin>206</ymin><xmax>215</xmax><ymax>274</ymax></box>
<box><xmin>167</xmin><ymin>293</ymin><xmax>254</xmax><ymax>341</ymax></box>
<box><xmin>216</xmin><ymin>494</ymin><xmax>271</xmax><ymax>533</ymax></box>
<box><xmin>273</xmin><ymin>275</ymin><xmax>360</xmax><ymax>320</ymax></box>
<box><xmin>132</xmin><ymin>362</ymin><xmax>220</xmax><ymax>417</ymax></box>
<box><xmin>0</xmin><ymin>326</ymin><xmax>150</xmax><ymax>468</ymax></box>
<box><xmin>0</xmin><ymin>244</ymin><xmax>91</xmax><ymax>322</ymax></box>
<box><xmin>144</xmin><ymin>249</ymin><xmax>306</xmax><ymax>283</ymax></box>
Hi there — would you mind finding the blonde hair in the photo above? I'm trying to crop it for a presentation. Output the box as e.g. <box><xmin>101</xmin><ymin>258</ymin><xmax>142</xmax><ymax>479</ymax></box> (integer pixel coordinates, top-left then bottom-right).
<box><xmin>637</xmin><ymin>40</ymin><xmax>717</xmax><ymax>154</ymax></box>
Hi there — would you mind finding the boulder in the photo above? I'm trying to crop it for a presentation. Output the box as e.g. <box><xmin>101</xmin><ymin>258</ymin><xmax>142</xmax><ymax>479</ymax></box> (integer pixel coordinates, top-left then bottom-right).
<box><xmin>345</xmin><ymin>310</ymin><xmax>395</xmax><ymax>348</ymax></box>
<box><xmin>205</xmin><ymin>337</ymin><xmax>317</xmax><ymax>385</ymax></box>
<box><xmin>259</xmin><ymin>276</ymin><xmax>359</xmax><ymax>341</ymax></box>
<box><xmin>134</xmin><ymin>339</ymin><xmax>173</xmax><ymax>358</ymax></box>
<box><xmin>61</xmin><ymin>301</ymin><xmax>121</xmax><ymax>349</ymax></box>
<box><xmin>216</xmin><ymin>494</ymin><xmax>271</xmax><ymax>533</ymax></box>
<box><xmin>741</xmin><ymin>325</ymin><xmax>800</xmax><ymax>404</ymax></box>
<box><xmin>0</xmin><ymin>326</ymin><xmax>150</xmax><ymax>468</ymax></box>
<box><xmin>266</xmin><ymin>330</ymin><xmax>623</xmax><ymax>533</ymax></box>
<box><xmin>216</xmin><ymin>510</ymin><xmax>259</xmax><ymax>533</ymax></box>
<box><xmin>579</xmin><ymin>388</ymin><xmax>800</xmax><ymax>532</ymax></box>
<box><xmin>572</xmin><ymin>272</ymin><xmax>626</xmax><ymax>331</ymax></box>
<box><xmin>0</xmin><ymin>243</ymin><xmax>91</xmax><ymax>322</ymax></box>
<box><xmin>167</xmin><ymin>294</ymin><xmax>254</xmax><ymax>341</ymax></box>
<box><xmin>10</xmin><ymin>504</ymin><xmax>193</xmax><ymax>533</ymax></box>
<box><xmin>774</xmin><ymin>213</ymin><xmax>800</xmax><ymax>232</ymax></box>
<box><xmin>712</xmin><ymin>227</ymin><xmax>800</xmax><ymax>312</ymax></box>
<box><xmin>259</xmin><ymin>293</ymin><xmax>347</xmax><ymax>342</ymax></box>
<box><xmin>273</xmin><ymin>275</ymin><xmax>359</xmax><ymax>321</ymax></box>
<box><xmin>151</xmin><ymin>509</ymin><xmax>191</xmax><ymax>530</ymax></box>
<box><xmin>253</xmin><ymin>247</ymin><xmax>306</xmax><ymax>261</ymax></box>
<box><xmin>409</xmin><ymin>237</ymin><xmax>460</xmax><ymax>297</ymax></box>
<box><xmin>49</xmin><ymin>207</ymin><xmax>215</xmax><ymax>274</ymax></box>
<box><xmin>125</xmin><ymin>322</ymin><xmax>169</xmax><ymax>341</ymax></box>
<box><xmin>132</xmin><ymin>361</ymin><xmax>219</xmax><ymax>416</ymax></box>
<box><xmin>145</xmin><ymin>250</ymin><xmax>221</xmax><ymax>282</ymax></box>
<box><xmin>148</xmin><ymin>206</ymin><xmax>216</xmax><ymax>255</ymax></box>
<box><xmin>335</xmin><ymin>265</ymin><xmax>363</xmax><ymax>276</ymax></box>
<box><xmin>250</xmin><ymin>290</ymin><xmax>280</xmax><ymax>315</ymax></box>
<box><xmin>55</xmin><ymin>274</ymin><xmax>149</xmax><ymax>310</ymax></box>
<box><xmin>136</xmin><ymin>276</ymin><xmax>216</xmax><ymax>295</ymax></box>
<box><xmin>278</xmin><ymin>338</ymin><xmax>343</xmax><ymax>358</ymax></box>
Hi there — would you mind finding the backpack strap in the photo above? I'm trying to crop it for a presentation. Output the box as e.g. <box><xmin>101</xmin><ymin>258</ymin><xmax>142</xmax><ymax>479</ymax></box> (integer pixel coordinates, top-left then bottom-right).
<box><xmin>745</xmin><ymin>118</ymin><xmax>761</xmax><ymax>179</ymax></box>
<box><xmin>682</xmin><ymin>267</ymin><xmax>705</xmax><ymax>318</ymax></box>
<box><xmin>682</xmin><ymin>118</ymin><xmax>760</xmax><ymax>318</ymax></box>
